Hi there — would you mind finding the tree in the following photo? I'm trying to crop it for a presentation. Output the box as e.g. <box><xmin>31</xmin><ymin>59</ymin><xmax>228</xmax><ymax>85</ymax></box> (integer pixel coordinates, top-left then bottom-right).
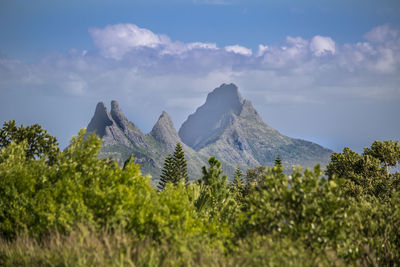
<box><xmin>274</xmin><ymin>155</ymin><xmax>282</xmax><ymax>167</ymax></box>
<box><xmin>158</xmin><ymin>154</ymin><xmax>175</xmax><ymax>191</ymax></box>
<box><xmin>196</xmin><ymin>157</ymin><xmax>230</xmax><ymax>212</ymax></box>
<box><xmin>325</xmin><ymin>143</ymin><xmax>395</xmax><ymax>199</ymax></box>
<box><xmin>158</xmin><ymin>143</ymin><xmax>188</xmax><ymax>191</ymax></box>
<box><xmin>231</xmin><ymin>167</ymin><xmax>244</xmax><ymax>200</ymax></box>
<box><xmin>172</xmin><ymin>143</ymin><xmax>188</xmax><ymax>184</ymax></box>
<box><xmin>364</xmin><ymin>140</ymin><xmax>400</xmax><ymax>176</ymax></box>
<box><xmin>0</xmin><ymin>120</ymin><xmax>59</xmax><ymax>164</ymax></box>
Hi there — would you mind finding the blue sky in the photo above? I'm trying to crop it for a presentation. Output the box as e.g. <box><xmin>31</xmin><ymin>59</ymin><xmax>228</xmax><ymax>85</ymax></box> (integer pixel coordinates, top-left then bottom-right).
<box><xmin>0</xmin><ymin>0</ymin><xmax>399</xmax><ymax>152</ymax></box>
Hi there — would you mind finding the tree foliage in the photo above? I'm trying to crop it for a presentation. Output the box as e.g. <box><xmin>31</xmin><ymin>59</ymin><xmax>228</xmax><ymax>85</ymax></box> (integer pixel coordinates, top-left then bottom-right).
<box><xmin>158</xmin><ymin>154</ymin><xmax>174</xmax><ymax>191</ymax></box>
<box><xmin>0</xmin><ymin>120</ymin><xmax>59</xmax><ymax>163</ymax></box>
<box><xmin>0</xmin><ymin>124</ymin><xmax>399</xmax><ymax>265</ymax></box>
<box><xmin>274</xmin><ymin>155</ymin><xmax>282</xmax><ymax>166</ymax></box>
<box><xmin>231</xmin><ymin>167</ymin><xmax>244</xmax><ymax>201</ymax></box>
<box><xmin>158</xmin><ymin>143</ymin><xmax>189</xmax><ymax>190</ymax></box>
<box><xmin>364</xmin><ymin>140</ymin><xmax>400</xmax><ymax>175</ymax></box>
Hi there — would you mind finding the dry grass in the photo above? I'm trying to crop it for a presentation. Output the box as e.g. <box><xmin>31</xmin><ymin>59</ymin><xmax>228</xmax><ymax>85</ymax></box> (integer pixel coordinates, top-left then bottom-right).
<box><xmin>0</xmin><ymin>225</ymin><xmax>228</xmax><ymax>267</ymax></box>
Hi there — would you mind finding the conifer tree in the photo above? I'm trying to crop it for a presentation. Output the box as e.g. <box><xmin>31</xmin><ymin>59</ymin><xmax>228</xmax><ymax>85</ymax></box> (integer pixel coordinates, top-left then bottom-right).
<box><xmin>173</xmin><ymin>143</ymin><xmax>189</xmax><ymax>184</ymax></box>
<box><xmin>158</xmin><ymin>154</ymin><xmax>175</xmax><ymax>191</ymax></box>
<box><xmin>231</xmin><ymin>167</ymin><xmax>244</xmax><ymax>200</ymax></box>
<box><xmin>200</xmin><ymin>157</ymin><xmax>229</xmax><ymax>202</ymax></box>
<box><xmin>158</xmin><ymin>143</ymin><xmax>188</xmax><ymax>191</ymax></box>
<box><xmin>274</xmin><ymin>155</ymin><xmax>282</xmax><ymax>167</ymax></box>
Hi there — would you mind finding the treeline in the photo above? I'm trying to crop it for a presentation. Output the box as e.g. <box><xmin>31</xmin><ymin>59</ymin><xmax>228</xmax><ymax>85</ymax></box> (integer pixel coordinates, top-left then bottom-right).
<box><xmin>0</xmin><ymin>120</ymin><xmax>399</xmax><ymax>266</ymax></box>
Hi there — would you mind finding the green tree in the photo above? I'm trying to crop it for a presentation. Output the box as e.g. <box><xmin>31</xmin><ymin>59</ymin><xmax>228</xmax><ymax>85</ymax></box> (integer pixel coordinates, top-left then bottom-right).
<box><xmin>274</xmin><ymin>155</ymin><xmax>282</xmax><ymax>167</ymax></box>
<box><xmin>231</xmin><ymin>167</ymin><xmax>244</xmax><ymax>201</ymax></box>
<box><xmin>196</xmin><ymin>157</ymin><xmax>229</xmax><ymax>212</ymax></box>
<box><xmin>158</xmin><ymin>143</ymin><xmax>188</xmax><ymax>191</ymax></box>
<box><xmin>172</xmin><ymin>143</ymin><xmax>188</xmax><ymax>184</ymax></box>
<box><xmin>326</xmin><ymin>143</ymin><xmax>397</xmax><ymax>199</ymax></box>
<box><xmin>364</xmin><ymin>140</ymin><xmax>400</xmax><ymax>176</ymax></box>
<box><xmin>158</xmin><ymin>154</ymin><xmax>175</xmax><ymax>191</ymax></box>
<box><xmin>0</xmin><ymin>120</ymin><xmax>59</xmax><ymax>163</ymax></box>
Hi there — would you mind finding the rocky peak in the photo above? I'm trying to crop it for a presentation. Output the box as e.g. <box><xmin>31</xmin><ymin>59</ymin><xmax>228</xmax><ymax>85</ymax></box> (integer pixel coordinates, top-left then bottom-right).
<box><xmin>179</xmin><ymin>83</ymin><xmax>248</xmax><ymax>150</ymax></box>
<box><xmin>86</xmin><ymin>102</ymin><xmax>114</xmax><ymax>137</ymax></box>
<box><xmin>239</xmin><ymin>99</ymin><xmax>263</xmax><ymax>122</ymax></box>
<box><xmin>205</xmin><ymin>83</ymin><xmax>243</xmax><ymax>112</ymax></box>
<box><xmin>110</xmin><ymin>100</ymin><xmax>141</xmax><ymax>133</ymax></box>
<box><xmin>150</xmin><ymin>111</ymin><xmax>180</xmax><ymax>151</ymax></box>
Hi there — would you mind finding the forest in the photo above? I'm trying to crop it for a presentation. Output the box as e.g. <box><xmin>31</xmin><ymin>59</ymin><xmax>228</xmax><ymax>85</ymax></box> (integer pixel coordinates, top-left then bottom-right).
<box><xmin>0</xmin><ymin>120</ymin><xmax>399</xmax><ymax>266</ymax></box>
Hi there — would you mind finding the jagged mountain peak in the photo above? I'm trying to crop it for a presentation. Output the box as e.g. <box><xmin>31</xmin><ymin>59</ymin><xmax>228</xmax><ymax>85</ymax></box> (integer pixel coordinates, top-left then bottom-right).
<box><xmin>150</xmin><ymin>111</ymin><xmax>180</xmax><ymax>151</ymax></box>
<box><xmin>239</xmin><ymin>99</ymin><xmax>263</xmax><ymax>122</ymax></box>
<box><xmin>205</xmin><ymin>83</ymin><xmax>243</xmax><ymax>108</ymax></box>
<box><xmin>86</xmin><ymin>102</ymin><xmax>114</xmax><ymax>138</ymax></box>
<box><xmin>179</xmin><ymin>83</ymin><xmax>251</xmax><ymax>150</ymax></box>
<box><xmin>152</xmin><ymin>111</ymin><xmax>175</xmax><ymax>130</ymax></box>
<box><xmin>86</xmin><ymin>84</ymin><xmax>333</xmax><ymax>182</ymax></box>
<box><xmin>110</xmin><ymin>100</ymin><xmax>142</xmax><ymax>133</ymax></box>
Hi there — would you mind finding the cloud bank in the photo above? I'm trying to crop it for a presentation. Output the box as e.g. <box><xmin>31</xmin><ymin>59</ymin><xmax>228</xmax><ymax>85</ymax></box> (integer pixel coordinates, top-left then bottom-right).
<box><xmin>0</xmin><ymin>23</ymin><xmax>399</xmax><ymax>152</ymax></box>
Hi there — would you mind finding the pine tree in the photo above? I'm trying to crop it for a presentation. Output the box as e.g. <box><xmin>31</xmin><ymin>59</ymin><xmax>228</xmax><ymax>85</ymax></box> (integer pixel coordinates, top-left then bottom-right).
<box><xmin>158</xmin><ymin>143</ymin><xmax>188</xmax><ymax>191</ymax></box>
<box><xmin>172</xmin><ymin>143</ymin><xmax>189</xmax><ymax>184</ymax></box>
<box><xmin>158</xmin><ymin>154</ymin><xmax>175</xmax><ymax>191</ymax></box>
<box><xmin>274</xmin><ymin>155</ymin><xmax>282</xmax><ymax>167</ymax></box>
<box><xmin>201</xmin><ymin>157</ymin><xmax>228</xmax><ymax>201</ymax></box>
<box><xmin>231</xmin><ymin>167</ymin><xmax>244</xmax><ymax>200</ymax></box>
<box><xmin>274</xmin><ymin>155</ymin><xmax>283</xmax><ymax>175</ymax></box>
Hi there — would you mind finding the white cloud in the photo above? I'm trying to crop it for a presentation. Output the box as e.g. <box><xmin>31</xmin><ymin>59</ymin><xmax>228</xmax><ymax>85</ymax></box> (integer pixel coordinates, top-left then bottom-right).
<box><xmin>364</xmin><ymin>24</ymin><xmax>399</xmax><ymax>43</ymax></box>
<box><xmin>224</xmin><ymin>45</ymin><xmax>252</xmax><ymax>56</ymax></box>
<box><xmin>310</xmin><ymin>35</ymin><xmax>336</xmax><ymax>56</ymax></box>
<box><xmin>257</xmin><ymin>44</ymin><xmax>269</xmax><ymax>56</ymax></box>
<box><xmin>89</xmin><ymin>24</ymin><xmax>167</xmax><ymax>59</ymax></box>
<box><xmin>187</xmin><ymin>42</ymin><xmax>218</xmax><ymax>50</ymax></box>
<box><xmin>1</xmin><ymin>24</ymin><xmax>400</xmax><ymax>152</ymax></box>
<box><xmin>89</xmin><ymin>23</ymin><xmax>219</xmax><ymax>59</ymax></box>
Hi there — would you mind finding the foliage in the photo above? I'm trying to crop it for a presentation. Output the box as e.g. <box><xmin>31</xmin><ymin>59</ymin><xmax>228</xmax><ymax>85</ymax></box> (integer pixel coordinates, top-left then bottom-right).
<box><xmin>364</xmin><ymin>140</ymin><xmax>400</xmax><ymax>175</ymax></box>
<box><xmin>158</xmin><ymin>143</ymin><xmax>188</xmax><ymax>190</ymax></box>
<box><xmin>157</xmin><ymin>154</ymin><xmax>174</xmax><ymax>191</ymax></box>
<box><xmin>0</xmin><ymin>123</ymin><xmax>399</xmax><ymax>265</ymax></box>
<box><xmin>231</xmin><ymin>167</ymin><xmax>244</xmax><ymax>201</ymax></box>
<box><xmin>172</xmin><ymin>143</ymin><xmax>188</xmax><ymax>184</ymax></box>
<box><xmin>0</xmin><ymin>120</ymin><xmax>59</xmax><ymax>163</ymax></box>
<box><xmin>326</xmin><ymin>147</ymin><xmax>391</xmax><ymax>199</ymax></box>
<box><xmin>274</xmin><ymin>155</ymin><xmax>282</xmax><ymax>166</ymax></box>
<box><xmin>196</xmin><ymin>157</ymin><xmax>230</xmax><ymax>212</ymax></box>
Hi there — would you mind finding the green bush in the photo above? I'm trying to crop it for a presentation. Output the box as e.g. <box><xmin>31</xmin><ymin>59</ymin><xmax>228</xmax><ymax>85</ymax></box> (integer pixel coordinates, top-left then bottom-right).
<box><xmin>0</xmin><ymin>122</ymin><xmax>399</xmax><ymax>265</ymax></box>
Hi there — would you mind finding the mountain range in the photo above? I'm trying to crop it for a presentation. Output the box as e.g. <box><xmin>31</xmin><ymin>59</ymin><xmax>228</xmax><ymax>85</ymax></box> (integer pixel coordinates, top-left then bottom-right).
<box><xmin>86</xmin><ymin>83</ymin><xmax>333</xmax><ymax>182</ymax></box>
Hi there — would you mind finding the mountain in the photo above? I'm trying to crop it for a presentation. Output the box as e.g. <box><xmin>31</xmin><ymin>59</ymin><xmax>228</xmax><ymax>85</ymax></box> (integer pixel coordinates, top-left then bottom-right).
<box><xmin>86</xmin><ymin>101</ymin><xmax>208</xmax><ymax>184</ymax></box>
<box><xmin>179</xmin><ymin>83</ymin><xmax>333</xmax><ymax>171</ymax></box>
<box><xmin>86</xmin><ymin>83</ymin><xmax>333</xmax><ymax>182</ymax></box>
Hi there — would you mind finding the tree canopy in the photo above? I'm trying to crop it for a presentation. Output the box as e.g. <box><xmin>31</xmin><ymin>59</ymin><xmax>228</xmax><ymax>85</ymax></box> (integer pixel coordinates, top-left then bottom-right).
<box><xmin>0</xmin><ymin>122</ymin><xmax>399</xmax><ymax>265</ymax></box>
<box><xmin>0</xmin><ymin>120</ymin><xmax>59</xmax><ymax>163</ymax></box>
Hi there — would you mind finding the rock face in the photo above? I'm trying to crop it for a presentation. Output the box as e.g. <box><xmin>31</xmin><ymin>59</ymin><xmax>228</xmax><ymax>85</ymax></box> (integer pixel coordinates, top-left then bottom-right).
<box><xmin>86</xmin><ymin>101</ymin><xmax>208</xmax><ymax>184</ymax></box>
<box><xmin>179</xmin><ymin>83</ymin><xmax>244</xmax><ymax>150</ymax></box>
<box><xmin>179</xmin><ymin>83</ymin><xmax>333</xmax><ymax>171</ymax></box>
<box><xmin>150</xmin><ymin>111</ymin><xmax>181</xmax><ymax>152</ymax></box>
<box><xmin>86</xmin><ymin>84</ymin><xmax>333</xmax><ymax>182</ymax></box>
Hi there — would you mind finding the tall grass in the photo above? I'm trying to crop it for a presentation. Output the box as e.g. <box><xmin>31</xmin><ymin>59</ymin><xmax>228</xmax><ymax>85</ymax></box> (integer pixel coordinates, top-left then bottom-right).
<box><xmin>0</xmin><ymin>225</ymin><xmax>227</xmax><ymax>267</ymax></box>
<box><xmin>0</xmin><ymin>225</ymin><xmax>348</xmax><ymax>267</ymax></box>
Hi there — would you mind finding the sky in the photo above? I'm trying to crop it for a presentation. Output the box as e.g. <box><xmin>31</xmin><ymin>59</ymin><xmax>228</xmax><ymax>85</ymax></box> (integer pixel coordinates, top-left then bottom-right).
<box><xmin>0</xmin><ymin>0</ymin><xmax>399</xmax><ymax>152</ymax></box>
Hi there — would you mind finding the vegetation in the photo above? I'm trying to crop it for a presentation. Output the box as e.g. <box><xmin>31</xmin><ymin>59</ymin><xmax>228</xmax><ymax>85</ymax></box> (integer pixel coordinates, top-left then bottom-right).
<box><xmin>0</xmin><ymin>120</ymin><xmax>399</xmax><ymax>266</ymax></box>
<box><xmin>158</xmin><ymin>143</ymin><xmax>189</xmax><ymax>190</ymax></box>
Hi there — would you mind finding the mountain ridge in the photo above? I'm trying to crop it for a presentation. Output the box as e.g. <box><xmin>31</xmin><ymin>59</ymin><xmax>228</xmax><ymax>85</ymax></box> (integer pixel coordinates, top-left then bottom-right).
<box><xmin>86</xmin><ymin>84</ymin><xmax>333</xmax><ymax>182</ymax></box>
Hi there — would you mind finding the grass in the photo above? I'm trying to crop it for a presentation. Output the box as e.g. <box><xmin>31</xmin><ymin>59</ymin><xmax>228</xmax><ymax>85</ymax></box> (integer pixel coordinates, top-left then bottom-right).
<box><xmin>0</xmin><ymin>225</ymin><xmax>349</xmax><ymax>267</ymax></box>
<box><xmin>0</xmin><ymin>225</ymin><xmax>225</xmax><ymax>267</ymax></box>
